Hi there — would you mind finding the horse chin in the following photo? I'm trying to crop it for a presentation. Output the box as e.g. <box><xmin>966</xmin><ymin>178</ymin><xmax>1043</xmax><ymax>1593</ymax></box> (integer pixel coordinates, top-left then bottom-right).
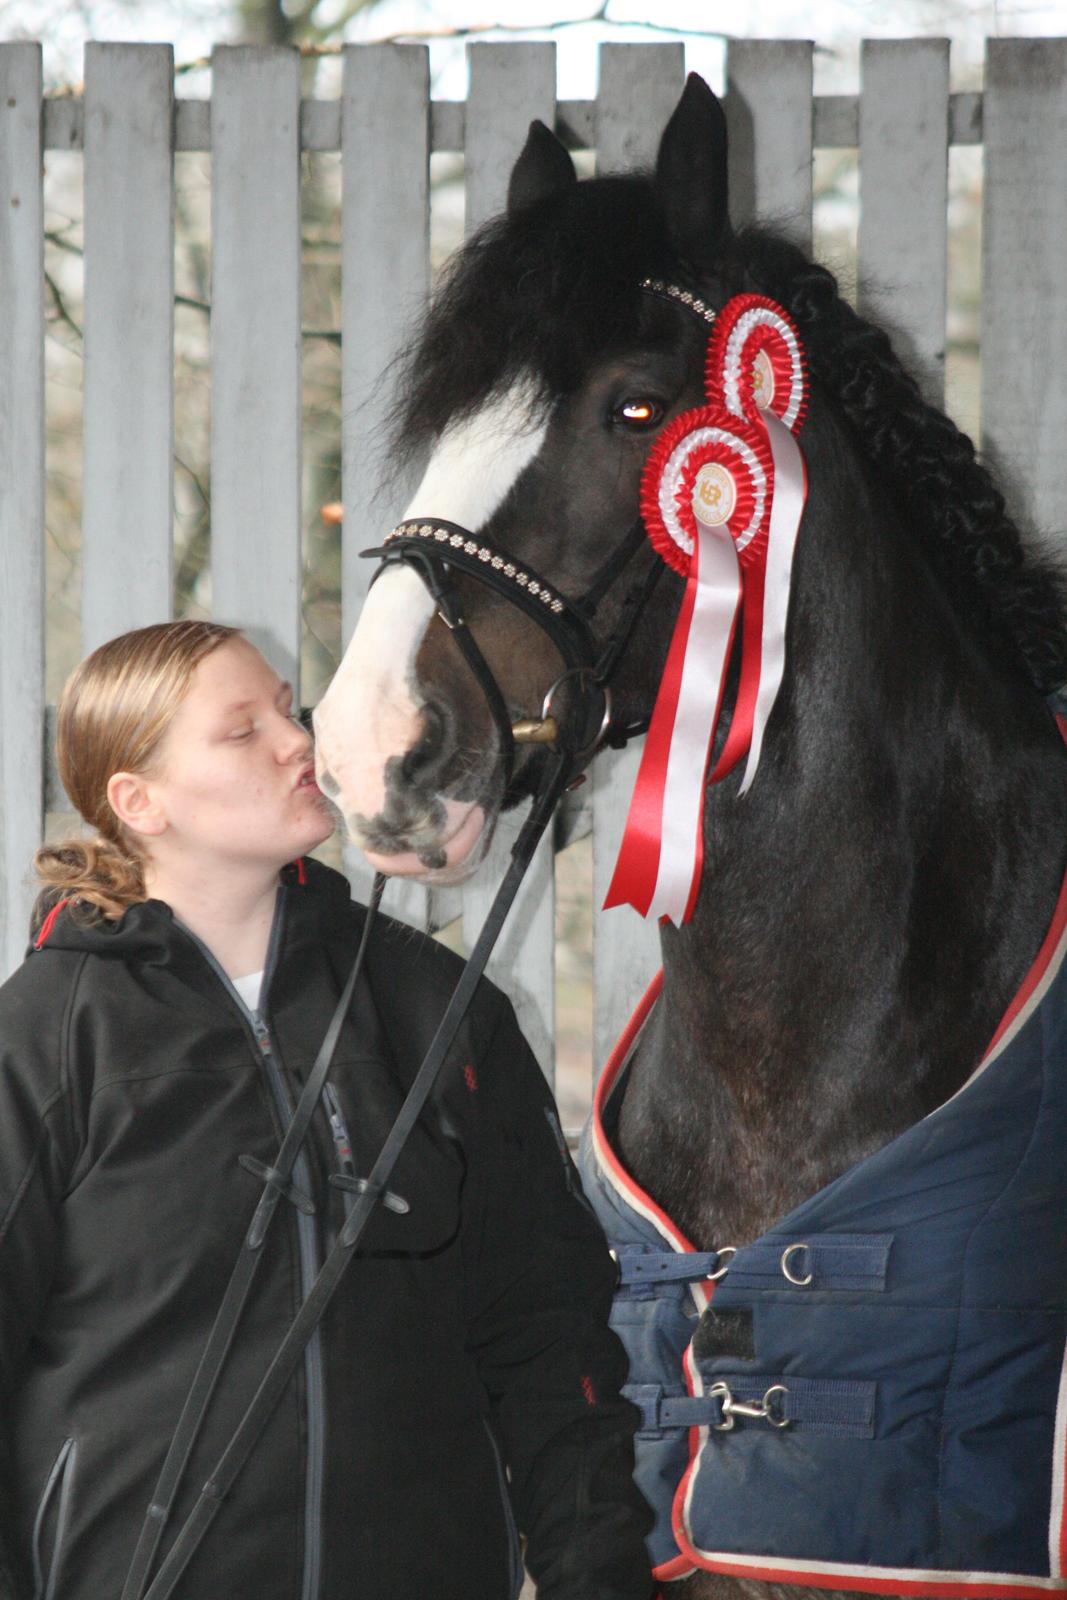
<box><xmin>356</xmin><ymin>799</ymin><xmax>495</xmax><ymax>885</ymax></box>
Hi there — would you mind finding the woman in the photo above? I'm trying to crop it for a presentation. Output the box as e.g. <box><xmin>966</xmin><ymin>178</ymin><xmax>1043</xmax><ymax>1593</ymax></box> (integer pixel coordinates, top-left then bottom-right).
<box><xmin>0</xmin><ymin>621</ymin><xmax>653</xmax><ymax>1600</ymax></box>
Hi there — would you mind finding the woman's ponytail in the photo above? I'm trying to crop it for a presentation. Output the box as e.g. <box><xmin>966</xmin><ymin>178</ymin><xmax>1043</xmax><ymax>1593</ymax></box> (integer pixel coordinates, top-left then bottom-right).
<box><xmin>32</xmin><ymin>835</ymin><xmax>147</xmax><ymax>930</ymax></box>
<box><xmin>31</xmin><ymin>620</ymin><xmax>239</xmax><ymax>930</ymax></box>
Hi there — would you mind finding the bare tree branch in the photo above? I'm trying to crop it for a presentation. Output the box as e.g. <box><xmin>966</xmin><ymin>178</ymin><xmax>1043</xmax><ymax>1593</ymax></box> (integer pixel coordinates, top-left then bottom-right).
<box><xmin>44</xmin><ymin>269</ymin><xmax>83</xmax><ymax>343</ymax></box>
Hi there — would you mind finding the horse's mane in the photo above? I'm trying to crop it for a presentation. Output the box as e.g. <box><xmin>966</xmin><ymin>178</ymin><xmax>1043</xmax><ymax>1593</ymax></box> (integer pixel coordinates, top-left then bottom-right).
<box><xmin>740</xmin><ymin>227</ymin><xmax>1067</xmax><ymax>693</ymax></box>
<box><xmin>392</xmin><ymin>174</ymin><xmax>1067</xmax><ymax>693</ymax></box>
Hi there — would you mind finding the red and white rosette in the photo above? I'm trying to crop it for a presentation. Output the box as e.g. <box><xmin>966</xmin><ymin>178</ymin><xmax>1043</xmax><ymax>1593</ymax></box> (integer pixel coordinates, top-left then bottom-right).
<box><xmin>704</xmin><ymin>295</ymin><xmax>809</xmax><ymax>793</ymax></box>
<box><xmin>603</xmin><ymin>404</ymin><xmax>773</xmax><ymax>925</ymax></box>
<box><xmin>605</xmin><ymin>292</ymin><xmax>809</xmax><ymax>927</ymax></box>
<box><xmin>706</xmin><ymin>292</ymin><xmax>808</xmax><ymax>434</ymax></box>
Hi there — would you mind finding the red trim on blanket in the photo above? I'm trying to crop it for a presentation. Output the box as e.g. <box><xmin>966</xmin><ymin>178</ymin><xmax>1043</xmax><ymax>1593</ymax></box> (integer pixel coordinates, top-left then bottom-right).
<box><xmin>591</xmin><ymin>971</ymin><xmax>700</xmax><ymax>1256</ymax></box>
<box><xmin>981</xmin><ymin>863</ymin><xmax>1067</xmax><ymax>1061</ymax></box>
<box><xmin>660</xmin><ymin>1561</ymin><xmax>1063</xmax><ymax>1598</ymax></box>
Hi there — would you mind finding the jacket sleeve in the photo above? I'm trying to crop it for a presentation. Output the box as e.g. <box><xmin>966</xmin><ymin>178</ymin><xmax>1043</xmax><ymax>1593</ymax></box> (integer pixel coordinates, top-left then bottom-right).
<box><xmin>463</xmin><ymin>993</ymin><xmax>654</xmax><ymax>1600</ymax></box>
<box><xmin>0</xmin><ymin>975</ymin><xmax>74</xmax><ymax>1599</ymax></box>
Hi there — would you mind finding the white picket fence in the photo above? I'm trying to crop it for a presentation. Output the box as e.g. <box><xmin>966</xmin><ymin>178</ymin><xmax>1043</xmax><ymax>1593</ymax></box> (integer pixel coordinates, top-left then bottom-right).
<box><xmin>2</xmin><ymin>36</ymin><xmax>1066</xmax><ymax>1087</ymax></box>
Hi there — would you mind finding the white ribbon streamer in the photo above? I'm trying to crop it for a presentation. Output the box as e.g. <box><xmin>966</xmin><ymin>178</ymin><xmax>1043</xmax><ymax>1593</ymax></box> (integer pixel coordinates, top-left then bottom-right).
<box><xmin>738</xmin><ymin>412</ymin><xmax>807</xmax><ymax>795</ymax></box>
<box><xmin>647</xmin><ymin>527</ymin><xmax>741</xmax><ymax>924</ymax></box>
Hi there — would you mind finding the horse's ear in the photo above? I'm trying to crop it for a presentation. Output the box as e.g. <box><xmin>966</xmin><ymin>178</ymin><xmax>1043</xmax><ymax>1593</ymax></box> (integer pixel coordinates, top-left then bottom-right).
<box><xmin>507</xmin><ymin>120</ymin><xmax>577</xmax><ymax>215</ymax></box>
<box><xmin>655</xmin><ymin>73</ymin><xmax>732</xmax><ymax>266</ymax></box>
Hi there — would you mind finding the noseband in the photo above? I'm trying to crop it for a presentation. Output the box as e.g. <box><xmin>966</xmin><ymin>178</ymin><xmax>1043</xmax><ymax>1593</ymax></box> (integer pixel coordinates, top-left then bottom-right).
<box><xmin>362</xmin><ymin>278</ymin><xmax>718</xmax><ymax>788</ymax></box>
<box><xmin>363</xmin><ymin>515</ymin><xmax>658</xmax><ymax>779</ymax></box>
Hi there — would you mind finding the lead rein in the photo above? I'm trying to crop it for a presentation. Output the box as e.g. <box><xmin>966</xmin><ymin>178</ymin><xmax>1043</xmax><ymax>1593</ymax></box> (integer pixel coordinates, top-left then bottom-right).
<box><xmin>120</xmin><ymin>870</ymin><xmax>387</xmax><ymax>1600</ymax></box>
<box><xmin>137</xmin><ymin>747</ymin><xmax>573</xmax><ymax>1600</ymax></box>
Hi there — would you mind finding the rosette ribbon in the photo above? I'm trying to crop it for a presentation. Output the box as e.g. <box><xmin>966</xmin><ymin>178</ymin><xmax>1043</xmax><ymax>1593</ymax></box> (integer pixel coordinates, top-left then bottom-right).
<box><xmin>604</xmin><ymin>294</ymin><xmax>809</xmax><ymax>925</ymax></box>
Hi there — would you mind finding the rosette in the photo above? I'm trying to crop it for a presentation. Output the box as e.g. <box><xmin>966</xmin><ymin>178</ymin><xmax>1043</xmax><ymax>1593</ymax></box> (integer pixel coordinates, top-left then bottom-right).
<box><xmin>705</xmin><ymin>293</ymin><xmax>808</xmax><ymax>435</ymax></box>
<box><xmin>605</xmin><ymin>290</ymin><xmax>811</xmax><ymax>927</ymax></box>
<box><xmin>604</xmin><ymin>407</ymin><xmax>773</xmax><ymax>925</ymax></box>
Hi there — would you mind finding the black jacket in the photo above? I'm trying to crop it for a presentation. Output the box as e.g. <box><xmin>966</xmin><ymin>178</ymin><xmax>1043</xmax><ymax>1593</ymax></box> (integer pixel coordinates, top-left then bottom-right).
<box><xmin>0</xmin><ymin>859</ymin><xmax>652</xmax><ymax>1600</ymax></box>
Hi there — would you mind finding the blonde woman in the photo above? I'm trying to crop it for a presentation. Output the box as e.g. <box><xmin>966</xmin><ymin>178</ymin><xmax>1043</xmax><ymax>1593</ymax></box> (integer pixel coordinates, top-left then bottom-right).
<box><xmin>0</xmin><ymin>622</ymin><xmax>652</xmax><ymax>1600</ymax></box>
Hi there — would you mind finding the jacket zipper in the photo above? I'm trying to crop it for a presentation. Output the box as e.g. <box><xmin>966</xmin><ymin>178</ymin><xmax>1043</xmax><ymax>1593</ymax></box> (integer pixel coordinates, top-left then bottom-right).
<box><xmin>32</xmin><ymin>1435</ymin><xmax>77</xmax><ymax>1600</ymax></box>
<box><xmin>179</xmin><ymin>892</ymin><xmax>325</xmax><ymax>1600</ymax></box>
<box><xmin>482</xmin><ymin>1415</ymin><xmax>523</xmax><ymax>1599</ymax></box>
<box><xmin>323</xmin><ymin>1082</ymin><xmax>356</xmax><ymax>1223</ymax></box>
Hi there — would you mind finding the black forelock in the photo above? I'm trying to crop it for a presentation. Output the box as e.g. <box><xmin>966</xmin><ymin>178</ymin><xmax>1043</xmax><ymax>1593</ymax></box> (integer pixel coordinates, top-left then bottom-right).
<box><xmin>390</xmin><ymin>174</ymin><xmax>698</xmax><ymax>461</ymax></box>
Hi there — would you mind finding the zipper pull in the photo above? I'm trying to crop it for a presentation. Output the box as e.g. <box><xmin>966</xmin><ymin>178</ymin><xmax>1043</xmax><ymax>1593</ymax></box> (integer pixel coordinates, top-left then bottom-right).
<box><xmin>251</xmin><ymin>1014</ymin><xmax>271</xmax><ymax>1054</ymax></box>
<box><xmin>324</xmin><ymin>1084</ymin><xmax>355</xmax><ymax>1175</ymax></box>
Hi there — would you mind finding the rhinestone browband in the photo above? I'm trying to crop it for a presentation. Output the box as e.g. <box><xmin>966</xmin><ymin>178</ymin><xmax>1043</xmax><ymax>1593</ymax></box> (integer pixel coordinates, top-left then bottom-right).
<box><xmin>639</xmin><ymin>277</ymin><xmax>717</xmax><ymax>327</ymax></box>
<box><xmin>384</xmin><ymin>521</ymin><xmax>568</xmax><ymax>615</ymax></box>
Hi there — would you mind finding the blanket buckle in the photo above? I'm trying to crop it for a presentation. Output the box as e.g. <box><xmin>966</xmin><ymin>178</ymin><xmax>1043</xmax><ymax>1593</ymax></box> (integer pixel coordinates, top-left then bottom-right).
<box><xmin>710</xmin><ymin>1381</ymin><xmax>791</xmax><ymax>1430</ymax></box>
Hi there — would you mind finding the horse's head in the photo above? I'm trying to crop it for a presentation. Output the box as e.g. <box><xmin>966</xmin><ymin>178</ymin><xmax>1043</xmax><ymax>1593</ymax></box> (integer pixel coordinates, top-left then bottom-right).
<box><xmin>314</xmin><ymin>75</ymin><xmax>737</xmax><ymax>881</ymax></box>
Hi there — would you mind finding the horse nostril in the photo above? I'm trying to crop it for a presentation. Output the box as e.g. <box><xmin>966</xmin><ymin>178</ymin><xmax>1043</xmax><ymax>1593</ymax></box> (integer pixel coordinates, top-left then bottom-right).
<box><xmin>400</xmin><ymin>702</ymin><xmax>450</xmax><ymax>790</ymax></box>
<box><xmin>318</xmin><ymin>767</ymin><xmax>341</xmax><ymax>799</ymax></box>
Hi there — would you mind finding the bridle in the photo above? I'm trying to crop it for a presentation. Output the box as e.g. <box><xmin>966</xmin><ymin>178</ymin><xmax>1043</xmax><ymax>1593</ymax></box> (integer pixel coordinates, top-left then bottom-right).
<box><xmin>121</xmin><ymin>277</ymin><xmax>716</xmax><ymax>1600</ymax></box>
<box><xmin>361</xmin><ymin>277</ymin><xmax>719</xmax><ymax>784</ymax></box>
<box><xmin>362</xmin><ymin>515</ymin><xmax>661</xmax><ymax>778</ymax></box>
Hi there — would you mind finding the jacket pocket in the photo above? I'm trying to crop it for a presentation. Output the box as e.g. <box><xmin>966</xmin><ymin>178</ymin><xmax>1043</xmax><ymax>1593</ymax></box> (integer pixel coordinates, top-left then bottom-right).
<box><xmin>32</xmin><ymin>1436</ymin><xmax>77</xmax><ymax>1600</ymax></box>
<box><xmin>482</xmin><ymin>1415</ymin><xmax>523</xmax><ymax>1600</ymax></box>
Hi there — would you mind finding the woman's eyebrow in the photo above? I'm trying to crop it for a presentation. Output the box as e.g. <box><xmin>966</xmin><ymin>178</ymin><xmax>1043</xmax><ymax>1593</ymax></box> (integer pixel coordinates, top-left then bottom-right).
<box><xmin>216</xmin><ymin>682</ymin><xmax>292</xmax><ymax>717</ymax></box>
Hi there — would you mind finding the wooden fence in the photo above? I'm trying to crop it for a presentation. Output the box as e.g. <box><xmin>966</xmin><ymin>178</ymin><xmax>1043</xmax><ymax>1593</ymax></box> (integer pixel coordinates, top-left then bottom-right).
<box><xmin>2</xmin><ymin>36</ymin><xmax>1066</xmax><ymax>1089</ymax></box>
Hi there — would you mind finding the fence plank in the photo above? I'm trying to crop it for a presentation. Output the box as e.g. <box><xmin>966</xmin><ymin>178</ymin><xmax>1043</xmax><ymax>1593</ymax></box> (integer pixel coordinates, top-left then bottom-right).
<box><xmin>339</xmin><ymin>44</ymin><xmax>435</xmax><ymax>926</ymax></box>
<box><xmin>982</xmin><ymin>39</ymin><xmax>1067</xmax><ymax>547</ymax></box>
<box><xmin>466</xmin><ymin>42</ymin><xmax>557</xmax><ymax>233</ymax></box>
<box><xmin>859</xmin><ymin>39</ymin><xmax>949</xmax><ymax>405</ymax></box>
<box><xmin>596</xmin><ymin>43</ymin><xmax>684</xmax><ymax>174</ymax></box>
<box><xmin>82</xmin><ymin>43</ymin><xmax>174</xmax><ymax>651</ymax></box>
<box><xmin>726</xmin><ymin>41</ymin><xmax>813</xmax><ymax>249</ymax></box>
<box><xmin>592</xmin><ymin>44</ymin><xmax>685</xmax><ymax>1073</ymax></box>
<box><xmin>211</xmin><ymin>46</ymin><xmax>302</xmax><ymax>687</ymax></box>
<box><xmin>0</xmin><ymin>43</ymin><xmax>43</xmax><ymax>974</ymax></box>
<box><xmin>459</xmin><ymin>41</ymin><xmax>559</xmax><ymax>1076</ymax></box>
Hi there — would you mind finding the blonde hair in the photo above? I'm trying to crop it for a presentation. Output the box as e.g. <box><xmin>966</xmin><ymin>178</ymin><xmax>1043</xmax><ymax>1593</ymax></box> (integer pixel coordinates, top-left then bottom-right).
<box><xmin>33</xmin><ymin>621</ymin><xmax>240</xmax><ymax>928</ymax></box>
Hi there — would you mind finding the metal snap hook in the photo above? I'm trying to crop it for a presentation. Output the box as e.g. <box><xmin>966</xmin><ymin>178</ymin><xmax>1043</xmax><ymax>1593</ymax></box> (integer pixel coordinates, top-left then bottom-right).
<box><xmin>710</xmin><ymin>1380</ymin><xmax>792</xmax><ymax>1431</ymax></box>
<box><xmin>780</xmin><ymin>1241</ymin><xmax>814</xmax><ymax>1286</ymax></box>
<box><xmin>761</xmin><ymin>1384</ymin><xmax>791</xmax><ymax>1429</ymax></box>
<box><xmin>709</xmin><ymin>1381</ymin><xmax>737</xmax><ymax>1430</ymax></box>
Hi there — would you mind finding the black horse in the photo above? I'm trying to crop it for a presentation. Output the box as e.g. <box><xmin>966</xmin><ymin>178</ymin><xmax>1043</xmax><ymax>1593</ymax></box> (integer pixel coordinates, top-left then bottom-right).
<box><xmin>313</xmin><ymin>75</ymin><xmax>1067</xmax><ymax>1600</ymax></box>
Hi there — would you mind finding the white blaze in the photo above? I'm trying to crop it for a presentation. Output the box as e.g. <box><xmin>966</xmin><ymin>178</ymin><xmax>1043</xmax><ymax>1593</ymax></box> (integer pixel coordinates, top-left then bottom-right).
<box><xmin>314</xmin><ymin>378</ymin><xmax>548</xmax><ymax>871</ymax></box>
<box><xmin>404</xmin><ymin>378</ymin><xmax>548</xmax><ymax>529</ymax></box>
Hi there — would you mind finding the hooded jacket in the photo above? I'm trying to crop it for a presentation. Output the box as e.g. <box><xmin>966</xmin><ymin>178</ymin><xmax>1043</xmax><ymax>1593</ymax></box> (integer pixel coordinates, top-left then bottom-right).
<box><xmin>0</xmin><ymin>859</ymin><xmax>653</xmax><ymax>1600</ymax></box>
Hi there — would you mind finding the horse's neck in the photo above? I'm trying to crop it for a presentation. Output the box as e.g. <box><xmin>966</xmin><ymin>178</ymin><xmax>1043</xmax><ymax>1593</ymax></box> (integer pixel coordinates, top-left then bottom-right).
<box><xmin>615</xmin><ymin>429</ymin><xmax>1067</xmax><ymax>1251</ymax></box>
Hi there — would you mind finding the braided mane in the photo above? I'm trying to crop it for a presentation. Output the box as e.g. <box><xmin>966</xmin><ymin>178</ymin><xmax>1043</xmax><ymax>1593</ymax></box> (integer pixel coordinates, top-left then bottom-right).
<box><xmin>393</xmin><ymin>173</ymin><xmax>1067</xmax><ymax>693</ymax></box>
<box><xmin>739</xmin><ymin>227</ymin><xmax>1067</xmax><ymax>693</ymax></box>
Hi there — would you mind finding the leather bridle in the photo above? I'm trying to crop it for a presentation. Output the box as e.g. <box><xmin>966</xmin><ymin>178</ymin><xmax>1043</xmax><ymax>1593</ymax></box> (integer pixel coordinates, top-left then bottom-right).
<box><xmin>359</xmin><ymin>276</ymin><xmax>718</xmax><ymax>781</ymax></box>
<box><xmin>362</xmin><ymin>514</ymin><xmax>662</xmax><ymax>780</ymax></box>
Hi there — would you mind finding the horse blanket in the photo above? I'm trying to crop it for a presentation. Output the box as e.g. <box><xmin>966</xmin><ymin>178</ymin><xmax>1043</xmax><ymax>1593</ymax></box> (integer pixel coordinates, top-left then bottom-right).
<box><xmin>579</xmin><ymin>868</ymin><xmax>1067</xmax><ymax>1596</ymax></box>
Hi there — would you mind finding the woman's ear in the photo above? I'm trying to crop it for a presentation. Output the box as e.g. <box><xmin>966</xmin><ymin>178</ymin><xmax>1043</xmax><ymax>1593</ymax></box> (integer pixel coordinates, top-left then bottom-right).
<box><xmin>655</xmin><ymin>73</ymin><xmax>733</xmax><ymax>269</ymax></box>
<box><xmin>107</xmin><ymin>771</ymin><xmax>167</xmax><ymax>838</ymax></box>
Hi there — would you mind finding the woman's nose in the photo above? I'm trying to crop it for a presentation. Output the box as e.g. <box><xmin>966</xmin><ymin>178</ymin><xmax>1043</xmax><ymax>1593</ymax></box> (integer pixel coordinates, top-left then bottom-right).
<box><xmin>278</xmin><ymin>711</ymin><xmax>313</xmax><ymax>761</ymax></box>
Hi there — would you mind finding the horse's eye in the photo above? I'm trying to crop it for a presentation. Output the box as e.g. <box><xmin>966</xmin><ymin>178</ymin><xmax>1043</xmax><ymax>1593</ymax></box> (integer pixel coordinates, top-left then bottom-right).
<box><xmin>611</xmin><ymin>399</ymin><xmax>664</xmax><ymax>429</ymax></box>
